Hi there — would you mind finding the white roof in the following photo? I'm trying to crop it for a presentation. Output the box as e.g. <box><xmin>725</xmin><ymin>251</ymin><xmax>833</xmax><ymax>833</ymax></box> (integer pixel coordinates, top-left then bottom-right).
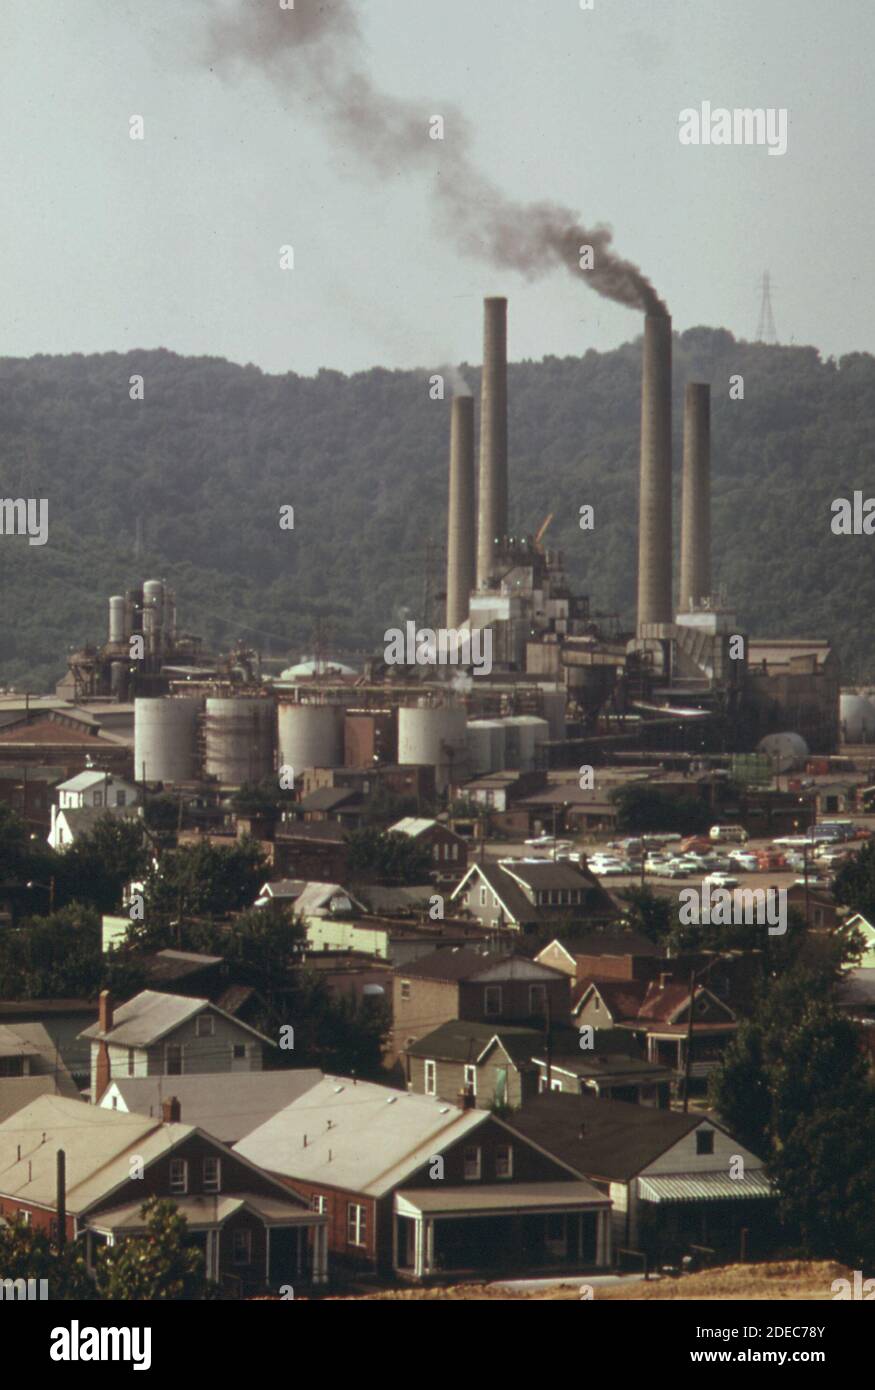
<box><xmin>57</xmin><ymin>770</ymin><xmax>131</xmax><ymax>793</ymax></box>
<box><xmin>235</xmin><ymin>1077</ymin><xmax>487</xmax><ymax>1197</ymax></box>
<box><xmin>80</xmin><ymin>990</ymin><xmax>272</xmax><ymax>1049</ymax></box>
<box><xmin>389</xmin><ymin>817</ymin><xmax>438</xmax><ymax>838</ymax></box>
<box><xmin>104</xmin><ymin>1070</ymin><xmax>323</xmax><ymax>1143</ymax></box>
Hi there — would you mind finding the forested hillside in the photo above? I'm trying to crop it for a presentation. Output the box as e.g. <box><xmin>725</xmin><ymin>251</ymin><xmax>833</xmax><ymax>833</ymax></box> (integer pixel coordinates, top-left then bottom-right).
<box><xmin>1</xmin><ymin>326</ymin><xmax>874</xmax><ymax>691</ymax></box>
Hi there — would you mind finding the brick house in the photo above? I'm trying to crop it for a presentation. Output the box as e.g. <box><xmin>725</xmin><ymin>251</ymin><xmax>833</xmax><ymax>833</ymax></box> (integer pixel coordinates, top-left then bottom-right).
<box><xmin>536</xmin><ymin>932</ymin><xmax>661</xmax><ymax>983</ymax></box>
<box><xmin>391</xmin><ymin>948</ymin><xmax>571</xmax><ymax>1057</ymax></box>
<box><xmin>81</xmin><ymin>990</ymin><xmax>276</xmax><ymax>1102</ymax></box>
<box><xmin>235</xmin><ymin>1076</ymin><xmax>611</xmax><ymax>1279</ymax></box>
<box><xmin>0</xmin><ymin>1094</ymin><xmax>328</xmax><ymax>1292</ymax></box>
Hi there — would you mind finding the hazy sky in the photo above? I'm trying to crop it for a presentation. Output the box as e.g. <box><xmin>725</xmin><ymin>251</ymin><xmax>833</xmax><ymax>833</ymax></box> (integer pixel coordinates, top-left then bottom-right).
<box><xmin>1</xmin><ymin>0</ymin><xmax>870</xmax><ymax>376</ymax></box>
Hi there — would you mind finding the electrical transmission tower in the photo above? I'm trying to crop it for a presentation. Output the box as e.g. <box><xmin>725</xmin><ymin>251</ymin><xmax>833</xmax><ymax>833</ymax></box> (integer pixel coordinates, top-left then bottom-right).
<box><xmin>756</xmin><ymin>271</ymin><xmax>777</xmax><ymax>344</ymax></box>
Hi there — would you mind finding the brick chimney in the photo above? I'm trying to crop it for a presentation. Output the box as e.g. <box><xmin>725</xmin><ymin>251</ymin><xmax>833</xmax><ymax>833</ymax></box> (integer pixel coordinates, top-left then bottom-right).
<box><xmin>162</xmin><ymin>1096</ymin><xmax>181</xmax><ymax>1124</ymax></box>
<box><xmin>98</xmin><ymin>989</ymin><xmax>114</xmax><ymax>1035</ymax></box>
<box><xmin>94</xmin><ymin>1042</ymin><xmax>111</xmax><ymax>1104</ymax></box>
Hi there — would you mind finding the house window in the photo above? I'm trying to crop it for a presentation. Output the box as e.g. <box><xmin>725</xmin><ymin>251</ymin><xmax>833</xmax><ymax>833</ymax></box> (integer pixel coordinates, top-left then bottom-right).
<box><xmin>20</xmin><ymin>1211</ymin><xmax>31</xmax><ymax>1226</ymax></box>
<box><xmin>196</xmin><ymin>1014</ymin><xmax>214</xmax><ymax>1038</ymax></box>
<box><xmin>311</xmin><ymin>1195</ymin><xmax>327</xmax><ymax>1214</ymax></box>
<box><xmin>451</xmin><ymin>843</ymin><xmax>458</xmax><ymax>860</ymax></box>
<box><xmin>232</xmin><ymin>1230</ymin><xmax>252</xmax><ymax>1265</ymax></box>
<box><xmin>550</xmin><ymin>1078</ymin><xmax>563</xmax><ymax>1092</ymax></box>
<box><xmin>94</xmin><ymin>791</ymin><xmax>104</xmax><ymax>808</ymax></box>
<box><xmin>347</xmin><ymin>1203</ymin><xmax>367</xmax><ymax>1247</ymax></box>
<box><xmin>479</xmin><ymin>887</ymin><xmax>487</xmax><ymax>906</ymax></box>
<box><xmin>116</xmin><ymin>791</ymin><xmax>126</xmax><ymax>807</ymax></box>
<box><xmin>483</xmin><ymin>986</ymin><xmax>502</xmax><ymax>1017</ymax></box>
<box><xmin>463</xmin><ymin>1064</ymin><xmax>477</xmax><ymax>1097</ymax></box>
<box><xmin>203</xmin><ymin>1158</ymin><xmax>221</xmax><ymax>1193</ymax></box>
<box><xmin>166</xmin><ymin>1044</ymin><xmax>183</xmax><ymax>1075</ymax></box>
<box><xmin>593</xmin><ymin>997</ymin><xmax>600</xmax><ymax>1012</ymax></box>
<box><xmin>529</xmin><ymin>984</ymin><xmax>547</xmax><ymax>1015</ymax></box>
<box><xmin>696</xmin><ymin>1129</ymin><xmax>715</xmax><ymax>1156</ymax></box>
<box><xmin>433</xmin><ymin>844</ymin><xmax>440</xmax><ymax>861</ymax></box>
<box><xmin>495</xmin><ymin>1145</ymin><xmax>513</xmax><ymax>1179</ymax></box>
<box><xmin>169</xmin><ymin>1159</ymin><xmax>188</xmax><ymax>1194</ymax></box>
<box><xmin>424</xmin><ymin>1060</ymin><xmax>436</xmax><ymax>1096</ymax></box>
<box><xmin>463</xmin><ymin>1146</ymin><xmax>481</xmax><ymax>1181</ymax></box>
<box><xmin>401</xmin><ymin>981</ymin><xmax>411</xmax><ymax>1001</ymax></box>
<box><xmin>232</xmin><ymin>1044</ymin><xmax>247</xmax><ymax>1061</ymax></box>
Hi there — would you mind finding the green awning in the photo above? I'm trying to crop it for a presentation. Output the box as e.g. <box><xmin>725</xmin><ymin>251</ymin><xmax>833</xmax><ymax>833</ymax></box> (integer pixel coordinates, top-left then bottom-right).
<box><xmin>638</xmin><ymin>1172</ymin><xmax>773</xmax><ymax>1203</ymax></box>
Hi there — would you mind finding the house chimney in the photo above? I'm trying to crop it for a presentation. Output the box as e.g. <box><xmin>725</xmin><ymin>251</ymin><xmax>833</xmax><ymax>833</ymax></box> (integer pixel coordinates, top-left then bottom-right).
<box><xmin>679</xmin><ymin>382</ymin><xmax>711</xmax><ymax>613</ymax></box>
<box><xmin>476</xmin><ymin>296</ymin><xmax>508</xmax><ymax>589</ymax></box>
<box><xmin>162</xmin><ymin>1096</ymin><xmax>181</xmax><ymax>1124</ymax></box>
<box><xmin>458</xmin><ymin>1086</ymin><xmax>476</xmax><ymax>1111</ymax></box>
<box><xmin>637</xmin><ymin>313</ymin><xmax>673</xmax><ymax>633</ymax></box>
<box><xmin>95</xmin><ymin>1041</ymin><xmax>111</xmax><ymax>1105</ymax></box>
<box><xmin>98</xmin><ymin>988</ymin><xmax>114</xmax><ymax>1035</ymax></box>
<box><xmin>446</xmin><ymin>395</ymin><xmax>476</xmax><ymax>629</ymax></box>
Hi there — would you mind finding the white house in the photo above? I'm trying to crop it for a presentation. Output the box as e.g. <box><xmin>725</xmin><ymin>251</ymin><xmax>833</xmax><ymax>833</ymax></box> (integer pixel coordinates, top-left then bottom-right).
<box><xmin>56</xmin><ymin>770</ymin><xmax>138</xmax><ymax>812</ymax></box>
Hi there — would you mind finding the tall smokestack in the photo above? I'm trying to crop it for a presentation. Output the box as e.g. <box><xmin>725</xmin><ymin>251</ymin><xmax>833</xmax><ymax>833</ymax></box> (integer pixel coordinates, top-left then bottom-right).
<box><xmin>476</xmin><ymin>296</ymin><xmax>508</xmax><ymax>589</ymax></box>
<box><xmin>637</xmin><ymin>313</ymin><xmax>673</xmax><ymax>633</ymax></box>
<box><xmin>679</xmin><ymin>382</ymin><xmax>711</xmax><ymax>613</ymax></box>
<box><xmin>446</xmin><ymin>396</ymin><xmax>475</xmax><ymax>630</ymax></box>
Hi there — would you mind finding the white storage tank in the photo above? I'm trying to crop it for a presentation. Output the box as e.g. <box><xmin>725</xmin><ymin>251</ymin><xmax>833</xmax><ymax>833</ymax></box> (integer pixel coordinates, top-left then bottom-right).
<box><xmin>502</xmin><ymin>716</ymin><xmax>548</xmax><ymax>772</ymax></box>
<box><xmin>466</xmin><ymin>719</ymin><xmax>506</xmax><ymax>775</ymax></box>
<box><xmin>134</xmin><ymin>697</ymin><xmax>202</xmax><ymax>784</ymax></box>
<box><xmin>277</xmin><ymin>702</ymin><xmax>344</xmax><ymax>773</ymax></box>
<box><xmin>840</xmin><ymin>693</ymin><xmax>875</xmax><ymax>744</ymax></box>
<box><xmin>108</xmin><ymin>596</ymin><xmax>126</xmax><ymax>645</ymax></box>
<box><xmin>756</xmin><ymin>731</ymin><xmax>810</xmax><ymax>774</ymax></box>
<box><xmin>204</xmin><ymin>697</ymin><xmax>275</xmax><ymax>786</ymax></box>
<box><xmin>398</xmin><ymin>705</ymin><xmax>468</xmax><ymax>793</ymax></box>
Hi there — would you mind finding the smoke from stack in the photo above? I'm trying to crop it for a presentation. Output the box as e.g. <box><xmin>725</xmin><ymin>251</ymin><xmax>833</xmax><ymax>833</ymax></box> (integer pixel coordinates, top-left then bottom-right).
<box><xmin>679</xmin><ymin>382</ymin><xmax>711</xmax><ymax>614</ymax></box>
<box><xmin>446</xmin><ymin>395</ymin><xmax>475</xmax><ymax>629</ymax></box>
<box><xmin>476</xmin><ymin>297</ymin><xmax>508</xmax><ymax>589</ymax></box>
<box><xmin>205</xmin><ymin>0</ymin><xmax>666</xmax><ymax>315</ymax></box>
<box><xmin>637</xmin><ymin>314</ymin><xmax>673</xmax><ymax>633</ymax></box>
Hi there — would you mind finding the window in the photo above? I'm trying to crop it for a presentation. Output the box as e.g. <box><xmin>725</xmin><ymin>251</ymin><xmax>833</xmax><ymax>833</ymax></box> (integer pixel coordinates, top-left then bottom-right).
<box><xmin>311</xmin><ymin>1195</ymin><xmax>327</xmax><ymax>1214</ymax></box>
<box><xmin>463</xmin><ymin>1064</ymin><xmax>477</xmax><ymax>1097</ymax></box>
<box><xmin>232</xmin><ymin>1229</ymin><xmax>252</xmax><ymax>1265</ymax></box>
<box><xmin>232</xmin><ymin>1044</ymin><xmax>246</xmax><ymax>1061</ymax></box>
<box><xmin>495</xmin><ymin>1145</ymin><xmax>513</xmax><ymax>1179</ymax></box>
<box><xmin>20</xmin><ymin>1211</ymin><xmax>31</xmax><ymax>1226</ymax></box>
<box><xmin>347</xmin><ymin>1203</ymin><xmax>367</xmax><ymax>1246</ymax></box>
<box><xmin>169</xmin><ymin>1159</ymin><xmax>188</xmax><ymax>1194</ymax></box>
<box><xmin>463</xmin><ymin>1146</ymin><xmax>481</xmax><ymax>1181</ymax></box>
<box><xmin>433</xmin><ymin>844</ymin><xmax>440</xmax><ymax>861</ymax></box>
<box><xmin>196</xmin><ymin>1014</ymin><xmax>214</xmax><ymax>1038</ymax></box>
<box><xmin>424</xmin><ymin>1060</ymin><xmax>436</xmax><ymax>1096</ymax></box>
<box><xmin>93</xmin><ymin>791</ymin><xmax>104</xmax><ymax>808</ymax></box>
<box><xmin>116</xmin><ymin>790</ymin><xmax>126</xmax><ymax>807</ymax></box>
<box><xmin>529</xmin><ymin>984</ymin><xmax>547</xmax><ymax>1015</ymax></box>
<box><xmin>166</xmin><ymin>1044</ymin><xmax>183</xmax><ymax>1075</ymax></box>
<box><xmin>696</xmin><ymin>1129</ymin><xmax>715</xmax><ymax>1156</ymax></box>
<box><xmin>483</xmin><ymin>986</ymin><xmax>502</xmax><ymax>1017</ymax></box>
<box><xmin>550</xmin><ymin>1078</ymin><xmax>563</xmax><ymax>1092</ymax></box>
<box><xmin>451</xmin><ymin>843</ymin><xmax>458</xmax><ymax>860</ymax></box>
<box><xmin>400</xmin><ymin>981</ymin><xmax>411</xmax><ymax>1001</ymax></box>
<box><xmin>203</xmin><ymin>1157</ymin><xmax>221</xmax><ymax>1193</ymax></box>
<box><xmin>479</xmin><ymin>887</ymin><xmax>487</xmax><ymax>906</ymax></box>
<box><xmin>593</xmin><ymin>996</ymin><xmax>600</xmax><ymax>1012</ymax></box>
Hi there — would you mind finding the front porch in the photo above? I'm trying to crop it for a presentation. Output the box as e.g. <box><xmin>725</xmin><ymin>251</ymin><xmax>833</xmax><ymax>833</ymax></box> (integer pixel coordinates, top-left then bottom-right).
<box><xmin>394</xmin><ymin>1183</ymin><xmax>611</xmax><ymax>1280</ymax></box>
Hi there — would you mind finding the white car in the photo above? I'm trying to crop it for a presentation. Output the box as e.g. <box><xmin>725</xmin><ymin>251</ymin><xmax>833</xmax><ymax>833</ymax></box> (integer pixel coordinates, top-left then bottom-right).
<box><xmin>525</xmin><ymin>834</ymin><xmax>556</xmax><ymax>847</ymax></box>
<box><xmin>704</xmin><ymin>872</ymin><xmax>739</xmax><ymax>889</ymax></box>
<box><xmin>730</xmin><ymin>852</ymin><xmax>759</xmax><ymax>872</ymax></box>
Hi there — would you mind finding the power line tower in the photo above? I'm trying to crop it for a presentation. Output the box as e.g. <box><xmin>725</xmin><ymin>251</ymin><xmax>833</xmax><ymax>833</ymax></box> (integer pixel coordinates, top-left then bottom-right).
<box><xmin>756</xmin><ymin>271</ymin><xmax>777</xmax><ymax>344</ymax></box>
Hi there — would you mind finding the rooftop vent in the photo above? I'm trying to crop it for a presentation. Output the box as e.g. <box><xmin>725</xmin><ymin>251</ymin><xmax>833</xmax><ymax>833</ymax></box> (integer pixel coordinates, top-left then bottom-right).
<box><xmin>386</xmin><ymin>1096</ymin><xmax>397</xmax><ymax>1104</ymax></box>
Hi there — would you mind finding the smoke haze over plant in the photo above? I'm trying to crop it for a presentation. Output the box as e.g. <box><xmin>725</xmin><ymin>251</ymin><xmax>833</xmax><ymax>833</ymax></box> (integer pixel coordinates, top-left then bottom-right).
<box><xmin>205</xmin><ymin>0</ymin><xmax>668</xmax><ymax>315</ymax></box>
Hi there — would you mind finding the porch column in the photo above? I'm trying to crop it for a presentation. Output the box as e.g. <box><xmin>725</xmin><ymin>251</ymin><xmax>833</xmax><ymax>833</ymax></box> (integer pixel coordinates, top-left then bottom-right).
<box><xmin>266</xmin><ymin>1227</ymin><xmax>271</xmax><ymax>1286</ymax></box>
<box><xmin>424</xmin><ymin>1219</ymin><xmax>434</xmax><ymax>1275</ymax></box>
<box><xmin>596</xmin><ymin>1209</ymin><xmax>609</xmax><ymax>1267</ymax></box>
<box><xmin>414</xmin><ymin>1216</ymin><xmax>424</xmax><ymax>1279</ymax></box>
<box><xmin>314</xmin><ymin>1223</ymin><xmax>328</xmax><ymax>1284</ymax></box>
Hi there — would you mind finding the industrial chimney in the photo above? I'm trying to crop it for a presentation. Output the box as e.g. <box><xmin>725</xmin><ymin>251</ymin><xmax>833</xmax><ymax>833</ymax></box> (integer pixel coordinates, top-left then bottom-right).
<box><xmin>476</xmin><ymin>296</ymin><xmax>508</xmax><ymax>589</ymax></box>
<box><xmin>446</xmin><ymin>395</ymin><xmax>475</xmax><ymax>629</ymax></box>
<box><xmin>679</xmin><ymin>382</ymin><xmax>711</xmax><ymax>613</ymax></box>
<box><xmin>636</xmin><ymin>313</ymin><xmax>673</xmax><ymax>633</ymax></box>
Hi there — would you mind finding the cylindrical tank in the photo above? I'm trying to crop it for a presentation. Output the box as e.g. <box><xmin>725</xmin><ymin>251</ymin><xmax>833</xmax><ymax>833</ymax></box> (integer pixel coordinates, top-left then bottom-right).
<box><xmin>204</xmin><ymin>698</ymin><xmax>275</xmax><ymax>786</ymax></box>
<box><xmin>756</xmin><ymin>731</ymin><xmax>810</xmax><ymax>775</ymax></box>
<box><xmin>134</xmin><ymin>697</ymin><xmax>202</xmax><ymax>784</ymax></box>
<box><xmin>466</xmin><ymin>719</ymin><xmax>506</xmax><ymax>775</ymax></box>
<box><xmin>277</xmin><ymin>703</ymin><xmax>344</xmax><ymax>773</ymax></box>
<box><xmin>398</xmin><ymin>705</ymin><xmax>468</xmax><ymax>793</ymax></box>
<box><xmin>502</xmin><ymin>716</ymin><xmax>547</xmax><ymax>773</ymax></box>
<box><xmin>143</xmin><ymin>579</ymin><xmax>164</xmax><ymax>657</ymax></box>
<box><xmin>108</xmin><ymin>596</ymin><xmax>126</xmax><ymax>645</ymax></box>
<box><xmin>840</xmin><ymin>693</ymin><xmax>875</xmax><ymax>744</ymax></box>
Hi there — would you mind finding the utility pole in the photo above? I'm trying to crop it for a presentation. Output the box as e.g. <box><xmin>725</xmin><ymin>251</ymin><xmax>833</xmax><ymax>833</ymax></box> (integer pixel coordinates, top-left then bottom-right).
<box><xmin>682</xmin><ymin>967</ymin><xmax>697</xmax><ymax>1113</ymax></box>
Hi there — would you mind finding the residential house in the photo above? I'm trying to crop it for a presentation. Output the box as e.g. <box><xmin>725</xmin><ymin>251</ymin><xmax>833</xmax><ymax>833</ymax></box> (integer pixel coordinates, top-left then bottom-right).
<box><xmin>0</xmin><ymin>999</ymin><xmax>96</xmax><ymax>1092</ymax></box>
<box><xmin>531</xmin><ymin>1031</ymin><xmax>673</xmax><ymax>1108</ymax></box>
<box><xmin>81</xmin><ymin>990</ymin><xmax>276</xmax><ymax>1102</ymax></box>
<box><xmin>574</xmin><ymin>976</ymin><xmax>737</xmax><ymax>1097</ymax></box>
<box><xmin>56</xmin><ymin>769</ymin><xmax>138</xmax><ymax>812</ymax></box>
<box><xmin>49</xmin><ymin>803</ymin><xmax>140</xmax><ymax>851</ymax></box>
<box><xmin>536</xmin><ymin>932</ymin><xmax>661</xmax><ymax>984</ymax></box>
<box><xmin>404</xmin><ymin>1021</ymin><xmax>543</xmax><ymax>1110</ymax></box>
<box><xmin>0</xmin><ymin>1019</ymin><xmax>82</xmax><ymax>1121</ymax></box>
<box><xmin>451</xmin><ymin>860</ymin><xmax>617</xmax><ymax>935</ymax></box>
<box><xmin>235</xmin><ymin>1076</ymin><xmax>611</xmax><ymax>1279</ymax></box>
<box><xmin>392</xmin><ymin>948</ymin><xmax>571</xmax><ymax>1057</ymax></box>
<box><xmin>99</xmin><ymin>1070</ymin><xmax>323</xmax><ymax>1144</ymax></box>
<box><xmin>0</xmin><ymin>1095</ymin><xmax>328</xmax><ymax>1291</ymax></box>
<box><xmin>387</xmin><ymin>818</ymin><xmax>468</xmax><ymax>878</ymax></box>
<box><xmin>507</xmin><ymin>1093</ymin><xmax>774</xmax><ymax>1263</ymax></box>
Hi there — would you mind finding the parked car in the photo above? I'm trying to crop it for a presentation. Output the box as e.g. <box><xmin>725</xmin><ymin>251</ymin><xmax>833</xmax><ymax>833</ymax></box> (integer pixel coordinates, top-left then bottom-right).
<box><xmin>709</xmin><ymin>825</ymin><xmax>749</xmax><ymax>845</ymax></box>
<box><xmin>794</xmin><ymin>874</ymin><xmax>832</xmax><ymax>888</ymax></box>
<box><xmin>729</xmin><ymin>851</ymin><xmax>760</xmax><ymax>872</ymax></box>
<box><xmin>663</xmin><ymin>861</ymin><xmax>693</xmax><ymax>879</ymax></box>
<box><xmin>590</xmin><ymin>860</ymin><xmax>630</xmax><ymax>877</ymax></box>
<box><xmin>704</xmin><ymin>872</ymin><xmax>739</xmax><ymax>889</ymax></box>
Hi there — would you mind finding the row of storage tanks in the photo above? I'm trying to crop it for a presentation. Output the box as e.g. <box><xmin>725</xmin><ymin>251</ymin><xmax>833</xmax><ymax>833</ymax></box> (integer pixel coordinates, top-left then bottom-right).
<box><xmin>133</xmin><ymin>697</ymin><xmax>552</xmax><ymax>791</ymax></box>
